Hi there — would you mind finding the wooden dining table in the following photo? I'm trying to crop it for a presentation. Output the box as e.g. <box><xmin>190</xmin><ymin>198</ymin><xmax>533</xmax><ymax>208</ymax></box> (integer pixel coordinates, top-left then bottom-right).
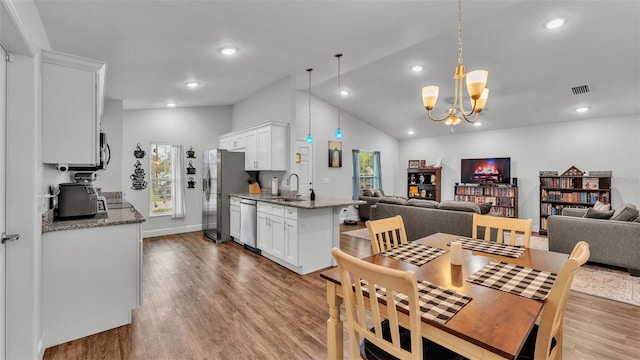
<box><xmin>320</xmin><ymin>232</ymin><xmax>569</xmax><ymax>360</ymax></box>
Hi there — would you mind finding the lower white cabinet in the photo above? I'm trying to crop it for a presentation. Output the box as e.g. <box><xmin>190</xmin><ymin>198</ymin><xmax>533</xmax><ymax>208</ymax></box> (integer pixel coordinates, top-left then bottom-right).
<box><xmin>257</xmin><ymin>202</ymin><xmax>285</xmax><ymax>258</ymax></box>
<box><xmin>256</xmin><ymin>201</ymin><xmax>335</xmax><ymax>274</ymax></box>
<box><xmin>230</xmin><ymin>197</ymin><xmax>241</xmax><ymax>240</ymax></box>
<box><xmin>42</xmin><ymin>223</ymin><xmax>142</xmax><ymax>348</ymax></box>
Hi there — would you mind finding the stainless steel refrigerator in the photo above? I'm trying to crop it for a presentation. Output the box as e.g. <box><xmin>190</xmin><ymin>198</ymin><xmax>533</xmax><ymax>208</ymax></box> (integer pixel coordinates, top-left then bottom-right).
<box><xmin>202</xmin><ymin>149</ymin><xmax>247</xmax><ymax>242</ymax></box>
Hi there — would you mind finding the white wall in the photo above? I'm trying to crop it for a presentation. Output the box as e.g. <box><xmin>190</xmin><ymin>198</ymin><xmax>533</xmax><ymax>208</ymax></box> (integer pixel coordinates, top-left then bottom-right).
<box><xmin>231</xmin><ymin>76</ymin><xmax>296</xmax><ymax>131</ymax></box>
<box><xmin>123</xmin><ymin>105</ymin><xmax>232</xmax><ymax>237</ymax></box>
<box><xmin>295</xmin><ymin>91</ymin><xmax>400</xmax><ymax>200</ymax></box>
<box><xmin>399</xmin><ymin>115</ymin><xmax>640</xmax><ymax>231</ymax></box>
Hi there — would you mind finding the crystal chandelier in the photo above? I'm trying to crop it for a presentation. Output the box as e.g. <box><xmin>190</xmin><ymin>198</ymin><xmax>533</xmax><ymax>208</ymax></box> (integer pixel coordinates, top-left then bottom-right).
<box><xmin>422</xmin><ymin>0</ymin><xmax>489</xmax><ymax>126</ymax></box>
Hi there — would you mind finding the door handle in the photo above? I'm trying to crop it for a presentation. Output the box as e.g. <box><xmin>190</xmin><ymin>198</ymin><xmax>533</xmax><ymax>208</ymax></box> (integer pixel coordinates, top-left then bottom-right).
<box><xmin>1</xmin><ymin>232</ymin><xmax>20</xmax><ymax>244</ymax></box>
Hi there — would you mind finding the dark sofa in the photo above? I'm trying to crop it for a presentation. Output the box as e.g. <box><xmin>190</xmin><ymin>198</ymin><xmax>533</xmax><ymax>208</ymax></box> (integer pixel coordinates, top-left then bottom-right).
<box><xmin>370</xmin><ymin>198</ymin><xmax>491</xmax><ymax>241</ymax></box>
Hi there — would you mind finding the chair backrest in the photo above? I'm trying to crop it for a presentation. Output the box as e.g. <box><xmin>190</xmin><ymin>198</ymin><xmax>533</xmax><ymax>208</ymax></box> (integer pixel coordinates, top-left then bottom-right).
<box><xmin>471</xmin><ymin>213</ymin><xmax>533</xmax><ymax>247</ymax></box>
<box><xmin>366</xmin><ymin>215</ymin><xmax>408</xmax><ymax>254</ymax></box>
<box><xmin>332</xmin><ymin>247</ymin><xmax>422</xmax><ymax>360</ymax></box>
<box><xmin>535</xmin><ymin>241</ymin><xmax>590</xmax><ymax>360</ymax></box>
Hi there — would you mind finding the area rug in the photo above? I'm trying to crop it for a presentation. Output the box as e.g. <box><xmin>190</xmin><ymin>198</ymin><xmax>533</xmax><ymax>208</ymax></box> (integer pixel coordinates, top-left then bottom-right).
<box><xmin>341</xmin><ymin>228</ymin><xmax>640</xmax><ymax>306</ymax></box>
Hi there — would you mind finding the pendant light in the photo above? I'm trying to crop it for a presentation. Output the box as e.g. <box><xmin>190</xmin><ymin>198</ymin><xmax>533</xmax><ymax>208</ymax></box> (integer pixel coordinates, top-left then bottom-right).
<box><xmin>335</xmin><ymin>53</ymin><xmax>344</xmax><ymax>139</ymax></box>
<box><xmin>306</xmin><ymin>68</ymin><xmax>314</xmax><ymax>144</ymax></box>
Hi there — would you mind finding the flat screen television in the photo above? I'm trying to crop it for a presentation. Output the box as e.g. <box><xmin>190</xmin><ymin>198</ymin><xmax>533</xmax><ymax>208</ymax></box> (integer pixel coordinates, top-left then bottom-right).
<box><xmin>461</xmin><ymin>157</ymin><xmax>511</xmax><ymax>184</ymax></box>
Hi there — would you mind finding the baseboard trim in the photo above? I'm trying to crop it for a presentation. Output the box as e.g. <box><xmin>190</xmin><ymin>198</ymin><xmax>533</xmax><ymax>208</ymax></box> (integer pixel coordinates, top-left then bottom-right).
<box><xmin>143</xmin><ymin>224</ymin><xmax>202</xmax><ymax>238</ymax></box>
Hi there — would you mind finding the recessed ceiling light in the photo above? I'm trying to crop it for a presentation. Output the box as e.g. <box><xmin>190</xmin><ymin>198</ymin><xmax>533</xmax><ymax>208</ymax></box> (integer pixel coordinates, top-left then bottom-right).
<box><xmin>219</xmin><ymin>47</ymin><xmax>238</xmax><ymax>55</ymax></box>
<box><xmin>185</xmin><ymin>81</ymin><xmax>200</xmax><ymax>88</ymax></box>
<box><xmin>407</xmin><ymin>130</ymin><xmax>415</xmax><ymax>135</ymax></box>
<box><xmin>545</xmin><ymin>17</ymin><xmax>565</xmax><ymax>29</ymax></box>
<box><xmin>473</xmin><ymin>122</ymin><xmax>482</xmax><ymax>127</ymax></box>
<box><xmin>575</xmin><ymin>106</ymin><xmax>589</xmax><ymax>113</ymax></box>
<box><xmin>340</xmin><ymin>89</ymin><xmax>349</xmax><ymax>96</ymax></box>
<box><xmin>411</xmin><ymin>65</ymin><xmax>423</xmax><ymax>72</ymax></box>
<box><xmin>167</xmin><ymin>102</ymin><xmax>176</xmax><ymax>108</ymax></box>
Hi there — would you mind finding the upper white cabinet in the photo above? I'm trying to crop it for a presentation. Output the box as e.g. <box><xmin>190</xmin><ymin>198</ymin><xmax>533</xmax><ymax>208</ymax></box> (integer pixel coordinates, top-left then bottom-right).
<box><xmin>218</xmin><ymin>122</ymin><xmax>288</xmax><ymax>171</ymax></box>
<box><xmin>41</xmin><ymin>50</ymin><xmax>106</xmax><ymax>166</ymax></box>
<box><xmin>219</xmin><ymin>132</ymin><xmax>246</xmax><ymax>152</ymax></box>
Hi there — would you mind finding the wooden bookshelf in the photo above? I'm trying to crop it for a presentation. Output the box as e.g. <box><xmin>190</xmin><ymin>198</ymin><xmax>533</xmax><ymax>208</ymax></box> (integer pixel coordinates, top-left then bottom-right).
<box><xmin>454</xmin><ymin>185</ymin><xmax>519</xmax><ymax>218</ymax></box>
<box><xmin>539</xmin><ymin>170</ymin><xmax>612</xmax><ymax>235</ymax></box>
<box><xmin>407</xmin><ymin>167</ymin><xmax>441</xmax><ymax>202</ymax></box>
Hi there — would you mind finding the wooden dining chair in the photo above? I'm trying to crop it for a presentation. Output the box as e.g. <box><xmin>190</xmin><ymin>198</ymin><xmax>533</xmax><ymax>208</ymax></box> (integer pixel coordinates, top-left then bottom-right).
<box><xmin>331</xmin><ymin>248</ymin><xmax>465</xmax><ymax>360</ymax></box>
<box><xmin>518</xmin><ymin>241</ymin><xmax>590</xmax><ymax>360</ymax></box>
<box><xmin>366</xmin><ymin>215</ymin><xmax>408</xmax><ymax>254</ymax></box>
<box><xmin>472</xmin><ymin>213</ymin><xmax>533</xmax><ymax>248</ymax></box>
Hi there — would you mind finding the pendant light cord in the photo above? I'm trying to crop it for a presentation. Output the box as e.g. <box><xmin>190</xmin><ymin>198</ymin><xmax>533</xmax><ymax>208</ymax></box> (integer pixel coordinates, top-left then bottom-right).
<box><xmin>307</xmin><ymin>68</ymin><xmax>312</xmax><ymax>133</ymax></box>
<box><xmin>457</xmin><ymin>0</ymin><xmax>463</xmax><ymax>66</ymax></box>
<box><xmin>335</xmin><ymin>54</ymin><xmax>342</xmax><ymax>129</ymax></box>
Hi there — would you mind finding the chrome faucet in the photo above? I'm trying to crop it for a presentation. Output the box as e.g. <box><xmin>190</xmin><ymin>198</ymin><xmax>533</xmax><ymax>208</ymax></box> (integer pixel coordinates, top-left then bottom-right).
<box><xmin>286</xmin><ymin>173</ymin><xmax>299</xmax><ymax>196</ymax></box>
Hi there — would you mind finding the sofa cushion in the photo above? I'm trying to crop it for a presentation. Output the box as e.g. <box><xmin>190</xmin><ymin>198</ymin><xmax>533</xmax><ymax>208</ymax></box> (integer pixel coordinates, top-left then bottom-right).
<box><xmin>438</xmin><ymin>201</ymin><xmax>481</xmax><ymax>214</ymax></box>
<box><xmin>610</xmin><ymin>203</ymin><xmax>639</xmax><ymax>221</ymax></box>
<box><xmin>378</xmin><ymin>196</ymin><xmax>407</xmax><ymax>205</ymax></box>
<box><xmin>406</xmin><ymin>199</ymin><xmax>439</xmax><ymax>208</ymax></box>
<box><xmin>478</xmin><ymin>202</ymin><xmax>493</xmax><ymax>215</ymax></box>
<box><xmin>593</xmin><ymin>200</ymin><xmax>611</xmax><ymax>211</ymax></box>
<box><xmin>583</xmin><ymin>208</ymin><xmax>614</xmax><ymax>220</ymax></box>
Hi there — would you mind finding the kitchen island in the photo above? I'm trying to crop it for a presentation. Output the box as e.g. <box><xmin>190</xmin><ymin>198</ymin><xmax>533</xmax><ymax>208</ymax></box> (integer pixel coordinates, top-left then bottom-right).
<box><xmin>232</xmin><ymin>194</ymin><xmax>364</xmax><ymax>275</ymax></box>
<box><xmin>41</xmin><ymin>197</ymin><xmax>146</xmax><ymax>348</ymax></box>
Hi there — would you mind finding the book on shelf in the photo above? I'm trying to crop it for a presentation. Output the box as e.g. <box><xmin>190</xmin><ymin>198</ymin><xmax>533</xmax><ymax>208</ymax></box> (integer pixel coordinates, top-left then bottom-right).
<box><xmin>583</xmin><ymin>177</ymin><xmax>599</xmax><ymax>189</ymax></box>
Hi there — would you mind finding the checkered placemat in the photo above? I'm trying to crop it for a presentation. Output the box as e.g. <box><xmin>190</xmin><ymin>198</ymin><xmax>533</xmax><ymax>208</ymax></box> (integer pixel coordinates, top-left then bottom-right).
<box><xmin>360</xmin><ymin>280</ymin><xmax>472</xmax><ymax>325</ymax></box>
<box><xmin>380</xmin><ymin>243</ymin><xmax>447</xmax><ymax>266</ymax></box>
<box><xmin>466</xmin><ymin>260</ymin><xmax>557</xmax><ymax>300</ymax></box>
<box><xmin>455</xmin><ymin>238</ymin><xmax>525</xmax><ymax>258</ymax></box>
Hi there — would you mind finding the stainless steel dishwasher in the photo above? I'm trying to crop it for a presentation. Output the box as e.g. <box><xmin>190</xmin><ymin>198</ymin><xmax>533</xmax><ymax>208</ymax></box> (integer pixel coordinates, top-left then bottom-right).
<box><xmin>240</xmin><ymin>199</ymin><xmax>259</xmax><ymax>253</ymax></box>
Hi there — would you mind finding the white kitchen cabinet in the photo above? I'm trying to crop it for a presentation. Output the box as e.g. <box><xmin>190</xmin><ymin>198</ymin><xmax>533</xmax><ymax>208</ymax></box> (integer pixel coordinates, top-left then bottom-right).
<box><xmin>229</xmin><ymin>197</ymin><xmax>241</xmax><ymax>240</ymax></box>
<box><xmin>42</xmin><ymin>222</ymin><xmax>141</xmax><ymax>348</ymax></box>
<box><xmin>283</xmin><ymin>207</ymin><xmax>299</xmax><ymax>266</ymax></box>
<box><xmin>41</xmin><ymin>49</ymin><xmax>106</xmax><ymax>166</ymax></box>
<box><xmin>218</xmin><ymin>122</ymin><xmax>288</xmax><ymax>171</ymax></box>
<box><xmin>219</xmin><ymin>133</ymin><xmax>245</xmax><ymax>152</ymax></box>
<box><xmin>257</xmin><ymin>202</ymin><xmax>285</xmax><ymax>258</ymax></box>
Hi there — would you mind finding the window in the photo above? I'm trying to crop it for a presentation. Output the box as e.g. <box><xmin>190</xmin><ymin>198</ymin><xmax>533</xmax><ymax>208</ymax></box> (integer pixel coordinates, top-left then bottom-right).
<box><xmin>352</xmin><ymin>150</ymin><xmax>382</xmax><ymax>200</ymax></box>
<box><xmin>359</xmin><ymin>151</ymin><xmax>375</xmax><ymax>189</ymax></box>
<box><xmin>150</xmin><ymin>143</ymin><xmax>173</xmax><ymax>215</ymax></box>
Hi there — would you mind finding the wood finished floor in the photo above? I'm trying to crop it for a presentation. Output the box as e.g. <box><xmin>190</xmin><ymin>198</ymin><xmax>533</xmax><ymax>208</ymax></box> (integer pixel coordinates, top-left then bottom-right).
<box><xmin>43</xmin><ymin>224</ymin><xmax>640</xmax><ymax>360</ymax></box>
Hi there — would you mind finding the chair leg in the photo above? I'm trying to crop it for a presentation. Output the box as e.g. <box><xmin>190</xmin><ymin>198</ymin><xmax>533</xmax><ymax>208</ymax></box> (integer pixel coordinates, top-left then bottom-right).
<box><xmin>628</xmin><ymin>268</ymin><xmax>640</xmax><ymax>277</ymax></box>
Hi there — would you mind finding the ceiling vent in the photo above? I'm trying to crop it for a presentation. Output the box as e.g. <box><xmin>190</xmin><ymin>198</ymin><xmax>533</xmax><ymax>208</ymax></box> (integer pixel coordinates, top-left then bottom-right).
<box><xmin>571</xmin><ymin>84</ymin><xmax>590</xmax><ymax>95</ymax></box>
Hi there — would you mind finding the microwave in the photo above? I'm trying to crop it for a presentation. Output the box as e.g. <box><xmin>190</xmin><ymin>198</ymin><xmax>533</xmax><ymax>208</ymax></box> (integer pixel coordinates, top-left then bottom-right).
<box><xmin>67</xmin><ymin>132</ymin><xmax>111</xmax><ymax>171</ymax></box>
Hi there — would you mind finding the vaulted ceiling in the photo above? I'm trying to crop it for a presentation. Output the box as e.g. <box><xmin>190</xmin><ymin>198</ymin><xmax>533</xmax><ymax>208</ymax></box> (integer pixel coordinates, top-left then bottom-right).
<box><xmin>34</xmin><ymin>0</ymin><xmax>640</xmax><ymax>139</ymax></box>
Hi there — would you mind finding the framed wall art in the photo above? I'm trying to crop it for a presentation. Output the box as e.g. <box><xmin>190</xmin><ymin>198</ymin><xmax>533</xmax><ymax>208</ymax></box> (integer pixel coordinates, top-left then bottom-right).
<box><xmin>328</xmin><ymin>141</ymin><xmax>342</xmax><ymax>168</ymax></box>
<box><xmin>408</xmin><ymin>160</ymin><xmax>419</xmax><ymax>169</ymax></box>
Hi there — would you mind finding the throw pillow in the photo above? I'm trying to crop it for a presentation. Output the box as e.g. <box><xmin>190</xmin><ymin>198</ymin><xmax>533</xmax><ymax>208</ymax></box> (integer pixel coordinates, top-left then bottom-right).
<box><xmin>583</xmin><ymin>208</ymin><xmax>615</xmax><ymax>220</ymax></box>
<box><xmin>593</xmin><ymin>200</ymin><xmax>611</xmax><ymax>211</ymax></box>
<box><xmin>372</xmin><ymin>189</ymin><xmax>384</xmax><ymax>197</ymax></box>
<box><xmin>478</xmin><ymin>202</ymin><xmax>493</xmax><ymax>215</ymax></box>
<box><xmin>406</xmin><ymin>199</ymin><xmax>439</xmax><ymax>208</ymax></box>
<box><xmin>362</xmin><ymin>189</ymin><xmax>373</xmax><ymax>197</ymax></box>
<box><xmin>378</xmin><ymin>196</ymin><xmax>407</xmax><ymax>206</ymax></box>
<box><xmin>438</xmin><ymin>201</ymin><xmax>481</xmax><ymax>214</ymax></box>
<box><xmin>610</xmin><ymin>203</ymin><xmax>639</xmax><ymax>221</ymax></box>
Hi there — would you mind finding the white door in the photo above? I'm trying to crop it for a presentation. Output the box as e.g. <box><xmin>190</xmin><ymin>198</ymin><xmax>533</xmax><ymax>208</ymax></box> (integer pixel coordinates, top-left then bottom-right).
<box><xmin>294</xmin><ymin>140</ymin><xmax>313</xmax><ymax>194</ymax></box>
<box><xmin>0</xmin><ymin>44</ymin><xmax>7</xmax><ymax>360</ymax></box>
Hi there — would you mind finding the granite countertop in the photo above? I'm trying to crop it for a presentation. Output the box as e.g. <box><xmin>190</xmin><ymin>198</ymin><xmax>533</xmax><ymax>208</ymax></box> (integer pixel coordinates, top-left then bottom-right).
<box><xmin>230</xmin><ymin>193</ymin><xmax>365</xmax><ymax>209</ymax></box>
<box><xmin>42</xmin><ymin>201</ymin><xmax>146</xmax><ymax>233</ymax></box>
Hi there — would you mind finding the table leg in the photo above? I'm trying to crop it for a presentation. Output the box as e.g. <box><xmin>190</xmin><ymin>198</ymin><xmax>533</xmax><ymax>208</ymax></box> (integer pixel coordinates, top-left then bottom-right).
<box><xmin>326</xmin><ymin>281</ymin><xmax>343</xmax><ymax>360</ymax></box>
